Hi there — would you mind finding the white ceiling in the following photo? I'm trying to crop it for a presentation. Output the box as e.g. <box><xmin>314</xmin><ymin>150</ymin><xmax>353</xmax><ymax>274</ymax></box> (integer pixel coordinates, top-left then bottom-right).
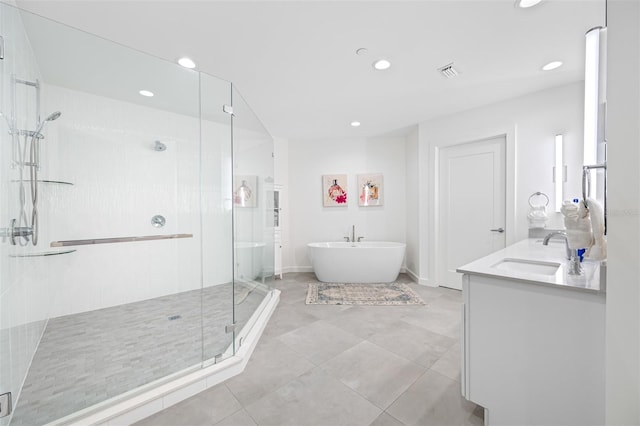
<box><xmin>15</xmin><ymin>0</ymin><xmax>606</xmax><ymax>140</ymax></box>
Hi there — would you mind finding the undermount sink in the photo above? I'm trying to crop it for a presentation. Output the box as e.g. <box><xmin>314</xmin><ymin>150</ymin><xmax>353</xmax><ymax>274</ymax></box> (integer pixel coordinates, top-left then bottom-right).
<box><xmin>491</xmin><ymin>258</ymin><xmax>561</xmax><ymax>275</ymax></box>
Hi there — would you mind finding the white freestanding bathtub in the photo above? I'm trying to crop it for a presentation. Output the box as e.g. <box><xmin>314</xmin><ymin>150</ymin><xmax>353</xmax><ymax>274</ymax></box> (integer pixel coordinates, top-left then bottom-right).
<box><xmin>235</xmin><ymin>242</ymin><xmax>266</xmax><ymax>281</ymax></box>
<box><xmin>307</xmin><ymin>241</ymin><xmax>406</xmax><ymax>283</ymax></box>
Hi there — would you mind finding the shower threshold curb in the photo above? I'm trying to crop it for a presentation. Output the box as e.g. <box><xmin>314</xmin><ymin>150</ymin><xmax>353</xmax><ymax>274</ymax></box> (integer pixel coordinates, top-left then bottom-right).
<box><xmin>48</xmin><ymin>289</ymin><xmax>280</xmax><ymax>426</ymax></box>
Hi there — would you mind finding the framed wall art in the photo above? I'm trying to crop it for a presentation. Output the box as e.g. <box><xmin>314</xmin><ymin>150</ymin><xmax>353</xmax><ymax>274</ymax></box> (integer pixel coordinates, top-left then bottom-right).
<box><xmin>234</xmin><ymin>175</ymin><xmax>258</xmax><ymax>207</ymax></box>
<box><xmin>357</xmin><ymin>173</ymin><xmax>383</xmax><ymax>207</ymax></box>
<box><xmin>322</xmin><ymin>174</ymin><xmax>348</xmax><ymax>207</ymax></box>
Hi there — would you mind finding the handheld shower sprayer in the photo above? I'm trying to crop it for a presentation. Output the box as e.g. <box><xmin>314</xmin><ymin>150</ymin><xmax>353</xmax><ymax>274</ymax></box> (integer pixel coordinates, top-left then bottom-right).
<box><xmin>34</xmin><ymin>111</ymin><xmax>62</xmax><ymax>138</ymax></box>
<box><xmin>45</xmin><ymin>110</ymin><xmax>62</xmax><ymax>122</ymax></box>
<box><xmin>30</xmin><ymin>111</ymin><xmax>61</xmax><ymax>169</ymax></box>
<box><xmin>27</xmin><ymin>110</ymin><xmax>62</xmax><ymax>245</ymax></box>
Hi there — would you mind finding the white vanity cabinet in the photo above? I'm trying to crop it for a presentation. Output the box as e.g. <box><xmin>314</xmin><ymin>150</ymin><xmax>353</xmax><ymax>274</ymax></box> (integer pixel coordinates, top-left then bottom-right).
<box><xmin>459</xmin><ymin>239</ymin><xmax>606</xmax><ymax>426</ymax></box>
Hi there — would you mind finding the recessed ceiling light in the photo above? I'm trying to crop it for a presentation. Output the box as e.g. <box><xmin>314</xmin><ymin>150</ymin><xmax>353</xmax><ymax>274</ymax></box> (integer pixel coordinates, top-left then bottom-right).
<box><xmin>178</xmin><ymin>57</ymin><xmax>196</xmax><ymax>69</ymax></box>
<box><xmin>356</xmin><ymin>48</ymin><xmax>368</xmax><ymax>56</ymax></box>
<box><xmin>516</xmin><ymin>0</ymin><xmax>542</xmax><ymax>8</ymax></box>
<box><xmin>373</xmin><ymin>59</ymin><xmax>391</xmax><ymax>71</ymax></box>
<box><xmin>350</xmin><ymin>121</ymin><xmax>361</xmax><ymax>127</ymax></box>
<box><xmin>139</xmin><ymin>90</ymin><xmax>154</xmax><ymax>97</ymax></box>
<box><xmin>542</xmin><ymin>61</ymin><xmax>563</xmax><ymax>71</ymax></box>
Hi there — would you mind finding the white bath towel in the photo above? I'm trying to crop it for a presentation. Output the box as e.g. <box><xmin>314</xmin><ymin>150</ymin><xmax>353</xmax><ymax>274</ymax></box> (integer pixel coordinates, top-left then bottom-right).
<box><xmin>527</xmin><ymin>205</ymin><xmax>548</xmax><ymax>228</ymax></box>
<box><xmin>586</xmin><ymin>197</ymin><xmax>607</xmax><ymax>260</ymax></box>
<box><xmin>561</xmin><ymin>200</ymin><xmax>594</xmax><ymax>250</ymax></box>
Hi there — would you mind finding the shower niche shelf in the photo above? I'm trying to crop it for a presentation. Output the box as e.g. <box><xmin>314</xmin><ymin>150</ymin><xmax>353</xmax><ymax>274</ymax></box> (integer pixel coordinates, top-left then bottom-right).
<box><xmin>11</xmin><ymin>179</ymin><xmax>74</xmax><ymax>186</ymax></box>
<box><xmin>10</xmin><ymin>249</ymin><xmax>76</xmax><ymax>258</ymax></box>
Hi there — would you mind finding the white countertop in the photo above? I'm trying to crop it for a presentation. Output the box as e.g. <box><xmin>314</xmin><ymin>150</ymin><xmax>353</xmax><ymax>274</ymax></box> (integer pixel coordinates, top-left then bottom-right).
<box><xmin>457</xmin><ymin>238</ymin><xmax>605</xmax><ymax>294</ymax></box>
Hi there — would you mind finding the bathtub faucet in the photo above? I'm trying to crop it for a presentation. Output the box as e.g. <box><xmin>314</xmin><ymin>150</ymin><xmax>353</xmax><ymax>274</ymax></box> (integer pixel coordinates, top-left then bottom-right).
<box><xmin>345</xmin><ymin>225</ymin><xmax>364</xmax><ymax>243</ymax></box>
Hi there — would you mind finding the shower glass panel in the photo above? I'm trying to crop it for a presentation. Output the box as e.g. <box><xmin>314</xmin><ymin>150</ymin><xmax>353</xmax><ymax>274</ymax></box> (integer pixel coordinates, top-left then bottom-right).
<box><xmin>0</xmin><ymin>4</ymin><xmax>270</xmax><ymax>425</ymax></box>
<box><xmin>200</xmin><ymin>72</ymin><xmax>234</xmax><ymax>363</ymax></box>
<box><xmin>0</xmin><ymin>5</ymin><xmax>54</xmax><ymax>426</ymax></box>
<box><xmin>4</xmin><ymin>9</ymin><xmax>215</xmax><ymax>425</ymax></box>
<box><xmin>229</xmin><ymin>85</ymin><xmax>275</xmax><ymax>345</ymax></box>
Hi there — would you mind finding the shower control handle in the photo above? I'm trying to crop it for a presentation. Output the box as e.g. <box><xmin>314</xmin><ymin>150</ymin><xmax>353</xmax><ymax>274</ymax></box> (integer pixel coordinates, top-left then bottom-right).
<box><xmin>0</xmin><ymin>219</ymin><xmax>33</xmax><ymax>245</ymax></box>
<box><xmin>490</xmin><ymin>228</ymin><xmax>505</xmax><ymax>233</ymax></box>
<box><xmin>151</xmin><ymin>215</ymin><xmax>166</xmax><ymax>228</ymax></box>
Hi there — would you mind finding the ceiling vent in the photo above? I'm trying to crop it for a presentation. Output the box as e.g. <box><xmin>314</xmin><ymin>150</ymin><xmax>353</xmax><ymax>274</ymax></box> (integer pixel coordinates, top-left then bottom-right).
<box><xmin>437</xmin><ymin>63</ymin><xmax>459</xmax><ymax>79</ymax></box>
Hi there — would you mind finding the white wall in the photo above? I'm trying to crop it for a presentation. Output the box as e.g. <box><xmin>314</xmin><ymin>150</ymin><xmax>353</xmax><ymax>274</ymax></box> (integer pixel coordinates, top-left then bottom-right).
<box><xmin>287</xmin><ymin>136</ymin><xmax>406</xmax><ymax>271</ymax></box>
<box><xmin>606</xmin><ymin>0</ymin><xmax>640</xmax><ymax>423</ymax></box>
<box><xmin>405</xmin><ymin>127</ymin><xmax>420</xmax><ymax>279</ymax></box>
<box><xmin>411</xmin><ymin>82</ymin><xmax>585</xmax><ymax>286</ymax></box>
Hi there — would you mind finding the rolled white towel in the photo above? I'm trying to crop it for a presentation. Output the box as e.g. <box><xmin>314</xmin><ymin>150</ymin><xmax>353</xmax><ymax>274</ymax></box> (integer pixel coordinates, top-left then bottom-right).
<box><xmin>527</xmin><ymin>206</ymin><xmax>547</xmax><ymax>219</ymax></box>
<box><xmin>562</xmin><ymin>200</ymin><xmax>593</xmax><ymax>250</ymax></box>
<box><xmin>560</xmin><ymin>200</ymin><xmax>579</xmax><ymax>218</ymax></box>
<box><xmin>527</xmin><ymin>205</ymin><xmax>548</xmax><ymax>228</ymax></box>
<box><xmin>586</xmin><ymin>197</ymin><xmax>607</xmax><ymax>260</ymax></box>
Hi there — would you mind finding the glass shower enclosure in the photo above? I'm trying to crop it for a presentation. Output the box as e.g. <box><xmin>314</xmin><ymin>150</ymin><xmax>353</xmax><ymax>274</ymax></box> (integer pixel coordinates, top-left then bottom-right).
<box><xmin>0</xmin><ymin>4</ymin><xmax>275</xmax><ymax>425</ymax></box>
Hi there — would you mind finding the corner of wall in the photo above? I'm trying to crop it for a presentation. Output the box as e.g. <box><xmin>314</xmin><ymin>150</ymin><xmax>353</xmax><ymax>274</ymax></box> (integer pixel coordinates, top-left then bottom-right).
<box><xmin>605</xmin><ymin>1</ymin><xmax>640</xmax><ymax>424</ymax></box>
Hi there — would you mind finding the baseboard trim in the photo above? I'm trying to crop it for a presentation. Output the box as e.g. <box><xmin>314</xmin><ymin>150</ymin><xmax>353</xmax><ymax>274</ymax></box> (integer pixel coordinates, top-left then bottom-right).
<box><xmin>404</xmin><ymin>268</ymin><xmax>437</xmax><ymax>287</ymax></box>
<box><xmin>405</xmin><ymin>268</ymin><xmax>420</xmax><ymax>283</ymax></box>
<box><xmin>283</xmin><ymin>266</ymin><xmax>314</xmax><ymax>274</ymax></box>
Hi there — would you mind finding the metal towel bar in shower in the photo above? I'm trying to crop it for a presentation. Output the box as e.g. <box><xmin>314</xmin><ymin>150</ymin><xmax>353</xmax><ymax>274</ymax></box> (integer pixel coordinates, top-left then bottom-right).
<box><xmin>50</xmin><ymin>233</ymin><xmax>193</xmax><ymax>247</ymax></box>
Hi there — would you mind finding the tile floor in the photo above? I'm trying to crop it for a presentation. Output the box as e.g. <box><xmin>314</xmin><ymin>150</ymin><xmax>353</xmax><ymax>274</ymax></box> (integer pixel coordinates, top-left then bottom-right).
<box><xmin>11</xmin><ymin>281</ymin><xmax>266</xmax><ymax>426</ymax></box>
<box><xmin>136</xmin><ymin>273</ymin><xmax>484</xmax><ymax>426</ymax></box>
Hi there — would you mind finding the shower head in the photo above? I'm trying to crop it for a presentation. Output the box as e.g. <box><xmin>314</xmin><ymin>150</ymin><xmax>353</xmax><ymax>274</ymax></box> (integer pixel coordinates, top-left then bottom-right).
<box><xmin>154</xmin><ymin>140</ymin><xmax>167</xmax><ymax>152</ymax></box>
<box><xmin>45</xmin><ymin>111</ymin><xmax>62</xmax><ymax>122</ymax></box>
<box><xmin>32</xmin><ymin>111</ymin><xmax>62</xmax><ymax>139</ymax></box>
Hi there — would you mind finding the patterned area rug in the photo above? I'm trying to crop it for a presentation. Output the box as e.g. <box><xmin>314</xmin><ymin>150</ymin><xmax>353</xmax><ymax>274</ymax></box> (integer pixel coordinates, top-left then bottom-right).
<box><xmin>305</xmin><ymin>282</ymin><xmax>425</xmax><ymax>305</ymax></box>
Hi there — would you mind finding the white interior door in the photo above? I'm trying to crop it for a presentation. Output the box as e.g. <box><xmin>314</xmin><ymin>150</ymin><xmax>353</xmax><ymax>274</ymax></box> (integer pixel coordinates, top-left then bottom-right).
<box><xmin>438</xmin><ymin>136</ymin><xmax>506</xmax><ymax>290</ymax></box>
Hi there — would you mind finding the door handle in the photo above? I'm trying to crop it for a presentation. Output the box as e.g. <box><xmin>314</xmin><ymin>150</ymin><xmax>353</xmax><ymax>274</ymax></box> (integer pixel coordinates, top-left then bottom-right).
<box><xmin>490</xmin><ymin>228</ymin><xmax>505</xmax><ymax>233</ymax></box>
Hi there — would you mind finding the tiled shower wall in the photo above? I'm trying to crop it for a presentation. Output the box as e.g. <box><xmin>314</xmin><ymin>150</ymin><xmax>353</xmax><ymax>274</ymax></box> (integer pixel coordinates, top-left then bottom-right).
<box><xmin>42</xmin><ymin>83</ymin><xmax>234</xmax><ymax>318</ymax></box>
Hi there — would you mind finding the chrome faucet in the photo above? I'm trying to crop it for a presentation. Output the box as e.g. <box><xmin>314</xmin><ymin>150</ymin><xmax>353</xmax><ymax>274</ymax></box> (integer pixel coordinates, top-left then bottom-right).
<box><xmin>567</xmin><ymin>253</ymin><xmax>583</xmax><ymax>275</ymax></box>
<box><xmin>543</xmin><ymin>231</ymin><xmax>582</xmax><ymax>275</ymax></box>
<box><xmin>345</xmin><ymin>225</ymin><xmax>364</xmax><ymax>243</ymax></box>
<box><xmin>542</xmin><ymin>231</ymin><xmax>571</xmax><ymax>259</ymax></box>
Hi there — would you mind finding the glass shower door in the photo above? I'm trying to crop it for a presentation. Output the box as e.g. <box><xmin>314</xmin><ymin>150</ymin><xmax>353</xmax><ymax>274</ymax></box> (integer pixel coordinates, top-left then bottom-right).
<box><xmin>230</xmin><ymin>85</ymin><xmax>275</xmax><ymax>349</ymax></box>
<box><xmin>199</xmin><ymin>79</ymin><xmax>275</xmax><ymax>362</ymax></box>
<box><xmin>0</xmin><ymin>6</ymin><xmax>235</xmax><ymax>424</ymax></box>
<box><xmin>0</xmin><ymin>4</ymin><xmax>54</xmax><ymax>425</ymax></box>
<box><xmin>0</xmin><ymin>4</ymin><xmax>273</xmax><ymax>424</ymax></box>
<box><xmin>200</xmin><ymin>72</ymin><xmax>235</xmax><ymax>364</ymax></box>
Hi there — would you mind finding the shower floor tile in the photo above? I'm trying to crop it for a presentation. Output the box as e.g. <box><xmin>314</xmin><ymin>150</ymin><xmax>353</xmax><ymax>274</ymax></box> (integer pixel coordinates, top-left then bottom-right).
<box><xmin>10</xmin><ymin>281</ymin><xmax>267</xmax><ymax>426</ymax></box>
<box><xmin>137</xmin><ymin>273</ymin><xmax>484</xmax><ymax>426</ymax></box>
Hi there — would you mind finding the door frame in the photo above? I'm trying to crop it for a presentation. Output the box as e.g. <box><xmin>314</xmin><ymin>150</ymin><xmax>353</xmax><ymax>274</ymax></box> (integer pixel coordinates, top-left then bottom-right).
<box><xmin>429</xmin><ymin>127</ymin><xmax>517</xmax><ymax>288</ymax></box>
